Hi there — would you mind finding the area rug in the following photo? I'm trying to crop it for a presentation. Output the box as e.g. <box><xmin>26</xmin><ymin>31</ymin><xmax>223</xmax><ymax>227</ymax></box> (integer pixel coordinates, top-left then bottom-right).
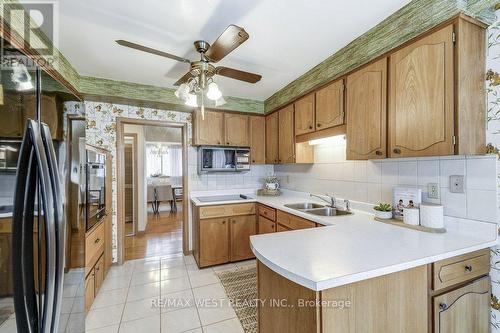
<box><xmin>216</xmin><ymin>266</ymin><xmax>258</xmax><ymax>333</ymax></box>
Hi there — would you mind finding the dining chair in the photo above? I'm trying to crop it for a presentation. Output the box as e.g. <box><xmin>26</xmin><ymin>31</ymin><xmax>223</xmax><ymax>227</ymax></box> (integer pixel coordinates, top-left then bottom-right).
<box><xmin>147</xmin><ymin>184</ymin><xmax>157</xmax><ymax>214</ymax></box>
<box><xmin>155</xmin><ymin>184</ymin><xmax>175</xmax><ymax>212</ymax></box>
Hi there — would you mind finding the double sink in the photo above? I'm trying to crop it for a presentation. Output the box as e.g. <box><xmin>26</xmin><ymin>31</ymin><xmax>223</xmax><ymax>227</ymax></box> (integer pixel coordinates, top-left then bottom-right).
<box><xmin>283</xmin><ymin>203</ymin><xmax>353</xmax><ymax>216</ymax></box>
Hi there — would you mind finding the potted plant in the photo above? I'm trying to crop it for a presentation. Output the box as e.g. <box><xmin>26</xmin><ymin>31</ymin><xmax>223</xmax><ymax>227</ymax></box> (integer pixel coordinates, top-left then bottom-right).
<box><xmin>264</xmin><ymin>175</ymin><xmax>280</xmax><ymax>191</ymax></box>
<box><xmin>373</xmin><ymin>203</ymin><xmax>393</xmax><ymax>219</ymax></box>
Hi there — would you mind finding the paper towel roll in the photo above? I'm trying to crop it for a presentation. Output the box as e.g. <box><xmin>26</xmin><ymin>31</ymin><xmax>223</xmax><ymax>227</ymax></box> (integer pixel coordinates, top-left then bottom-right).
<box><xmin>403</xmin><ymin>208</ymin><xmax>420</xmax><ymax>226</ymax></box>
<box><xmin>420</xmin><ymin>203</ymin><xmax>444</xmax><ymax>229</ymax></box>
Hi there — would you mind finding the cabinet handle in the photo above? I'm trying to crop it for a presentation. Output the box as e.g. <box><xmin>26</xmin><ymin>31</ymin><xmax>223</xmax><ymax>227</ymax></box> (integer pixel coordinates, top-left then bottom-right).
<box><xmin>393</xmin><ymin>148</ymin><xmax>401</xmax><ymax>154</ymax></box>
<box><xmin>465</xmin><ymin>265</ymin><xmax>472</xmax><ymax>272</ymax></box>
<box><xmin>232</xmin><ymin>220</ymin><xmax>235</xmax><ymax>224</ymax></box>
<box><xmin>252</xmin><ymin>160</ymin><xmax>255</xmax><ymax>163</ymax></box>
<box><xmin>317</xmin><ymin>123</ymin><xmax>321</xmax><ymax>128</ymax></box>
<box><xmin>375</xmin><ymin>150</ymin><xmax>383</xmax><ymax>156</ymax></box>
<box><xmin>271</xmin><ymin>225</ymin><xmax>275</xmax><ymax>229</ymax></box>
<box><xmin>263</xmin><ymin>211</ymin><xmax>267</xmax><ymax>215</ymax></box>
<box><xmin>218</xmin><ymin>141</ymin><xmax>221</xmax><ymax>145</ymax></box>
<box><xmin>439</xmin><ymin>303</ymin><xmax>447</xmax><ymax>311</ymax></box>
<box><xmin>309</xmin><ymin>125</ymin><xmax>313</xmax><ymax>130</ymax></box>
<box><xmin>227</xmin><ymin>142</ymin><xmax>230</xmax><ymax>145</ymax></box>
<box><xmin>222</xmin><ymin>220</ymin><xmax>226</xmax><ymax>224</ymax></box>
<box><xmin>94</xmin><ymin>238</ymin><xmax>100</xmax><ymax>244</ymax></box>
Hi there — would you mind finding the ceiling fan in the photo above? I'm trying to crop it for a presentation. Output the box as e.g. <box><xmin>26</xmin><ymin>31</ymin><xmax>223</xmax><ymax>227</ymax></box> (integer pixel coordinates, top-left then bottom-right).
<box><xmin>116</xmin><ymin>25</ymin><xmax>262</xmax><ymax>117</ymax></box>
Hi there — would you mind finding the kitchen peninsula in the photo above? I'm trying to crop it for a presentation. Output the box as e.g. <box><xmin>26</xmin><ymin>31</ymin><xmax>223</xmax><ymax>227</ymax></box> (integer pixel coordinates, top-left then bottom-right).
<box><xmin>190</xmin><ymin>189</ymin><xmax>497</xmax><ymax>333</ymax></box>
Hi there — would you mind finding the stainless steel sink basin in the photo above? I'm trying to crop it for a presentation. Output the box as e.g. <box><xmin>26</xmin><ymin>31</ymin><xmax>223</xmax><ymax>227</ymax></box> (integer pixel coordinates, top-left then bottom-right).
<box><xmin>306</xmin><ymin>207</ymin><xmax>353</xmax><ymax>216</ymax></box>
<box><xmin>284</xmin><ymin>203</ymin><xmax>325</xmax><ymax>210</ymax></box>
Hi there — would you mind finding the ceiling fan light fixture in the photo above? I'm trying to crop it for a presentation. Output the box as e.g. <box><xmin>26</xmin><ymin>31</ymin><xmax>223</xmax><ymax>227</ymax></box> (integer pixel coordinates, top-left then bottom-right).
<box><xmin>215</xmin><ymin>96</ymin><xmax>227</xmax><ymax>107</ymax></box>
<box><xmin>206</xmin><ymin>82</ymin><xmax>222</xmax><ymax>101</ymax></box>
<box><xmin>175</xmin><ymin>83</ymin><xmax>190</xmax><ymax>101</ymax></box>
<box><xmin>185</xmin><ymin>93</ymin><xmax>198</xmax><ymax>107</ymax></box>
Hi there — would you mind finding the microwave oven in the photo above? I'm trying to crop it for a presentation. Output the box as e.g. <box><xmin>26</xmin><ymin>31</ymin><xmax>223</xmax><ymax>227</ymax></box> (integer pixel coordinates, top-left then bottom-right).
<box><xmin>198</xmin><ymin>146</ymin><xmax>250</xmax><ymax>174</ymax></box>
<box><xmin>0</xmin><ymin>140</ymin><xmax>22</xmax><ymax>171</ymax></box>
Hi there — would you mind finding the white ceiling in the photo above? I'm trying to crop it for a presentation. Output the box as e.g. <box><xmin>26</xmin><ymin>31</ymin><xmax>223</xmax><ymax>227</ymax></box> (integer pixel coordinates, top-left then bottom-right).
<box><xmin>58</xmin><ymin>0</ymin><xmax>411</xmax><ymax>101</ymax></box>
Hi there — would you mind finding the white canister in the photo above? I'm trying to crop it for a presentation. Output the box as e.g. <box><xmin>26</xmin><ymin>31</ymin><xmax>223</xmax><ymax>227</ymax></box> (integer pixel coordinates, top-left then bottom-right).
<box><xmin>420</xmin><ymin>203</ymin><xmax>444</xmax><ymax>229</ymax></box>
<box><xmin>403</xmin><ymin>207</ymin><xmax>420</xmax><ymax>226</ymax></box>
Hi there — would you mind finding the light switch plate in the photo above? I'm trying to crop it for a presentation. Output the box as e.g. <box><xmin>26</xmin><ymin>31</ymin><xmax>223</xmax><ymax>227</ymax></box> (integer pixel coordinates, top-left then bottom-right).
<box><xmin>449</xmin><ymin>175</ymin><xmax>465</xmax><ymax>193</ymax></box>
<box><xmin>427</xmin><ymin>183</ymin><xmax>440</xmax><ymax>199</ymax></box>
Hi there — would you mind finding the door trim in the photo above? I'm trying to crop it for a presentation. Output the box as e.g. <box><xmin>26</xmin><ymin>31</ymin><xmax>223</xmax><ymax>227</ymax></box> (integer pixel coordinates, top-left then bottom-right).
<box><xmin>123</xmin><ymin>133</ymin><xmax>138</xmax><ymax>237</ymax></box>
<box><xmin>116</xmin><ymin>117</ymin><xmax>189</xmax><ymax>265</ymax></box>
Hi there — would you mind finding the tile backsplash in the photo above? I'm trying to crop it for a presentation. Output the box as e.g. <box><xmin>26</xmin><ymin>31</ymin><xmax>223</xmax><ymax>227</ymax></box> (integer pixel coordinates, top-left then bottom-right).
<box><xmin>187</xmin><ymin>147</ymin><xmax>274</xmax><ymax>190</ymax></box>
<box><xmin>275</xmin><ymin>141</ymin><xmax>498</xmax><ymax>223</ymax></box>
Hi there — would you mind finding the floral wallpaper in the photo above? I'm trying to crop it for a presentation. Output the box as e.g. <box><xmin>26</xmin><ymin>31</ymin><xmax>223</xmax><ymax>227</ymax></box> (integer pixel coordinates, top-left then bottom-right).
<box><xmin>487</xmin><ymin>11</ymin><xmax>500</xmax><ymax>332</ymax></box>
<box><xmin>65</xmin><ymin>101</ymin><xmax>193</xmax><ymax>261</ymax></box>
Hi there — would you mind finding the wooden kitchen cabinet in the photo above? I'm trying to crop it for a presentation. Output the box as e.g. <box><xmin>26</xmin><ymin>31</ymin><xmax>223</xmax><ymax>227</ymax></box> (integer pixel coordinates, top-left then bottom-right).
<box><xmin>193</xmin><ymin>110</ymin><xmax>224</xmax><ymax>145</ymax></box>
<box><xmin>250</xmin><ymin>116</ymin><xmax>266</xmax><ymax>164</ymax></box>
<box><xmin>278</xmin><ymin>105</ymin><xmax>295</xmax><ymax>163</ymax></box>
<box><xmin>94</xmin><ymin>255</ymin><xmax>104</xmax><ymax>294</ymax></box>
<box><xmin>315</xmin><ymin>79</ymin><xmax>344</xmax><ymax>130</ymax></box>
<box><xmin>85</xmin><ymin>270</ymin><xmax>95</xmax><ymax>313</ymax></box>
<box><xmin>433</xmin><ymin>276</ymin><xmax>490</xmax><ymax>333</ymax></box>
<box><xmin>230</xmin><ymin>215</ymin><xmax>256</xmax><ymax>261</ymax></box>
<box><xmin>199</xmin><ymin>217</ymin><xmax>230</xmax><ymax>266</ymax></box>
<box><xmin>265</xmin><ymin>112</ymin><xmax>279</xmax><ymax>164</ymax></box>
<box><xmin>294</xmin><ymin>93</ymin><xmax>315</xmax><ymax>136</ymax></box>
<box><xmin>258</xmin><ymin>216</ymin><xmax>276</xmax><ymax>234</ymax></box>
<box><xmin>389</xmin><ymin>25</ymin><xmax>454</xmax><ymax>158</ymax></box>
<box><xmin>22</xmin><ymin>94</ymin><xmax>61</xmax><ymax>140</ymax></box>
<box><xmin>0</xmin><ymin>93</ymin><xmax>23</xmax><ymax>138</ymax></box>
<box><xmin>346</xmin><ymin>58</ymin><xmax>387</xmax><ymax>160</ymax></box>
<box><xmin>224</xmin><ymin>113</ymin><xmax>249</xmax><ymax>146</ymax></box>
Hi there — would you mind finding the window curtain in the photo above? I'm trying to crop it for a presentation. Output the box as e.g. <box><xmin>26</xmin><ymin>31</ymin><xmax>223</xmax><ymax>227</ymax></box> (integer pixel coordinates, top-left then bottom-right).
<box><xmin>146</xmin><ymin>144</ymin><xmax>182</xmax><ymax>185</ymax></box>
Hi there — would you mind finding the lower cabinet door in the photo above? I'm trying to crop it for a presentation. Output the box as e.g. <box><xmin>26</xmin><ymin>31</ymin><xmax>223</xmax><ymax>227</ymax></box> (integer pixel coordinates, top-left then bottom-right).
<box><xmin>85</xmin><ymin>270</ymin><xmax>95</xmax><ymax>313</ymax></box>
<box><xmin>200</xmin><ymin>217</ymin><xmax>230</xmax><ymax>267</ymax></box>
<box><xmin>230</xmin><ymin>215</ymin><xmax>256</xmax><ymax>261</ymax></box>
<box><xmin>433</xmin><ymin>276</ymin><xmax>490</xmax><ymax>333</ymax></box>
<box><xmin>94</xmin><ymin>256</ymin><xmax>105</xmax><ymax>293</ymax></box>
<box><xmin>276</xmin><ymin>224</ymin><xmax>290</xmax><ymax>232</ymax></box>
<box><xmin>258</xmin><ymin>216</ymin><xmax>276</xmax><ymax>234</ymax></box>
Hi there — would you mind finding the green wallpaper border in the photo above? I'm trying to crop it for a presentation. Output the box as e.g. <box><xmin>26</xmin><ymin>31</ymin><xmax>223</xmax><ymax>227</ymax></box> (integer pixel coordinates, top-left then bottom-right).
<box><xmin>264</xmin><ymin>0</ymin><xmax>497</xmax><ymax>113</ymax></box>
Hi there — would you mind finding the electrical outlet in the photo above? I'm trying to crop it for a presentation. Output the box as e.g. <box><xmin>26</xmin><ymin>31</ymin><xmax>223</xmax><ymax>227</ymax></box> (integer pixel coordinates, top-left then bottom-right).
<box><xmin>449</xmin><ymin>175</ymin><xmax>465</xmax><ymax>193</ymax></box>
<box><xmin>427</xmin><ymin>183</ymin><xmax>439</xmax><ymax>199</ymax></box>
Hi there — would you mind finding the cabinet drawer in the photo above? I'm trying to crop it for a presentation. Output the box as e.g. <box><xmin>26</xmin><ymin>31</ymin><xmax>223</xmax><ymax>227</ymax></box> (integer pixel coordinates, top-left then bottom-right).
<box><xmin>258</xmin><ymin>205</ymin><xmax>276</xmax><ymax>221</ymax></box>
<box><xmin>199</xmin><ymin>203</ymin><xmax>255</xmax><ymax>219</ymax></box>
<box><xmin>258</xmin><ymin>216</ymin><xmax>276</xmax><ymax>234</ymax></box>
<box><xmin>276</xmin><ymin>210</ymin><xmax>315</xmax><ymax>230</ymax></box>
<box><xmin>85</xmin><ymin>222</ymin><xmax>105</xmax><ymax>272</ymax></box>
<box><xmin>433</xmin><ymin>249</ymin><xmax>490</xmax><ymax>290</ymax></box>
<box><xmin>94</xmin><ymin>255</ymin><xmax>105</xmax><ymax>294</ymax></box>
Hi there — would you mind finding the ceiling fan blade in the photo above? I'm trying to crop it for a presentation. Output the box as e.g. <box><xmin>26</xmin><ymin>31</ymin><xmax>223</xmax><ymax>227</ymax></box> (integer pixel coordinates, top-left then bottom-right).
<box><xmin>205</xmin><ymin>25</ymin><xmax>249</xmax><ymax>62</ymax></box>
<box><xmin>215</xmin><ymin>66</ymin><xmax>261</xmax><ymax>83</ymax></box>
<box><xmin>174</xmin><ymin>72</ymin><xmax>192</xmax><ymax>86</ymax></box>
<box><xmin>116</xmin><ymin>40</ymin><xmax>191</xmax><ymax>64</ymax></box>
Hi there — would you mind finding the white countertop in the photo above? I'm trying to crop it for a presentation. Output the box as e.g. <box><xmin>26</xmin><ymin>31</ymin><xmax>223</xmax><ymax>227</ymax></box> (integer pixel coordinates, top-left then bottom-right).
<box><xmin>190</xmin><ymin>189</ymin><xmax>498</xmax><ymax>291</ymax></box>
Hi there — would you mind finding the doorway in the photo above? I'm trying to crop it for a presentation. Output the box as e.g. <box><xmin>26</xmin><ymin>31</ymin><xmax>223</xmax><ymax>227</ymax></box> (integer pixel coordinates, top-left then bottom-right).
<box><xmin>116</xmin><ymin>118</ymin><xmax>189</xmax><ymax>264</ymax></box>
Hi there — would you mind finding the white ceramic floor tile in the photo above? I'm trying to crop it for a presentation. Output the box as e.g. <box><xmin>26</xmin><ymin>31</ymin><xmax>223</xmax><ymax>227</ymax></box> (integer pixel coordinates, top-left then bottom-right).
<box><xmin>160</xmin><ymin>276</ymin><xmax>191</xmax><ymax>296</ymax></box>
<box><xmin>183</xmin><ymin>255</ymin><xmax>196</xmax><ymax>266</ymax></box>
<box><xmin>186</xmin><ymin>264</ymin><xmax>212</xmax><ymax>275</ymax></box>
<box><xmin>71</xmin><ymin>297</ymin><xmax>85</xmax><ymax>313</ymax></box>
<box><xmin>160</xmin><ymin>266</ymin><xmax>188</xmax><ymax>280</ymax></box>
<box><xmin>196</xmin><ymin>301</ymin><xmax>237</xmax><ymax>326</ymax></box>
<box><xmin>58</xmin><ymin>313</ymin><xmax>69</xmax><ymax>333</ymax></box>
<box><xmin>100</xmin><ymin>275</ymin><xmax>132</xmax><ymax>291</ymax></box>
<box><xmin>119</xmin><ymin>315</ymin><xmax>160</xmax><ymax>333</ymax></box>
<box><xmin>86</xmin><ymin>325</ymin><xmax>119</xmax><ymax>333</ymax></box>
<box><xmin>132</xmin><ymin>260</ymin><xmax>161</xmax><ymax>273</ymax></box>
<box><xmin>92</xmin><ymin>288</ymin><xmax>128</xmax><ymax>309</ymax></box>
<box><xmin>160</xmin><ymin>307</ymin><xmax>201</xmax><ymax>333</ymax></box>
<box><xmin>192</xmin><ymin>283</ymin><xmax>226</xmax><ymax>300</ymax></box>
<box><xmin>122</xmin><ymin>298</ymin><xmax>161</xmax><ymax>322</ymax></box>
<box><xmin>235</xmin><ymin>259</ymin><xmax>256</xmax><ymax>268</ymax></box>
<box><xmin>62</xmin><ymin>284</ymin><xmax>79</xmax><ymax>298</ymax></box>
<box><xmin>180</xmin><ymin>329</ymin><xmax>202</xmax><ymax>333</ymax></box>
<box><xmin>0</xmin><ymin>319</ymin><xmax>17</xmax><ymax>333</ymax></box>
<box><xmin>160</xmin><ymin>289</ymin><xmax>195</xmax><ymax>312</ymax></box>
<box><xmin>211</xmin><ymin>263</ymin><xmax>238</xmax><ymax>272</ymax></box>
<box><xmin>160</xmin><ymin>257</ymin><xmax>185</xmax><ymax>268</ymax></box>
<box><xmin>202</xmin><ymin>318</ymin><xmax>244</xmax><ymax>333</ymax></box>
<box><xmin>130</xmin><ymin>270</ymin><xmax>161</xmax><ymax>286</ymax></box>
<box><xmin>85</xmin><ymin>304</ymin><xmax>124</xmax><ymax>330</ymax></box>
<box><xmin>60</xmin><ymin>297</ymin><xmax>75</xmax><ymax>314</ymax></box>
<box><xmin>107</xmin><ymin>265</ymin><xmax>134</xmax><ymax>278</ymax></box>
<box><xmin>66</xmin><ymin>312</ymin><xmax>85</xmax><ymax>333</ymax></box>
<box><xmin>126</xmin><ymin>282</ymin><xmax>160</xmax><ymax>302</ymax></box>
<box><xmin>188</xmin><ymin>271</ymin><xmax>220</xmax><ymax>288</ymax></box>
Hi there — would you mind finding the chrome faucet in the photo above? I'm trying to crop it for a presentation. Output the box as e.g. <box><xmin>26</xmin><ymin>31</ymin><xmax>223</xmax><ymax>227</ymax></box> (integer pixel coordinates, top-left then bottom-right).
<box><xmin>344</xmin><ymin>199</ymin><xmax>351</xmax><ymax>212</ymax></box>
<box><xmin>310</xmin><ymin>193</ymin><xmax>336</xmax><ymax>208</ymax></box>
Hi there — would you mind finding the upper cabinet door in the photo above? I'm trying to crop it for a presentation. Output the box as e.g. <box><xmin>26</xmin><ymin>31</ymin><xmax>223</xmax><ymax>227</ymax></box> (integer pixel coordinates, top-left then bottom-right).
<box><xmin>265</xmin><ymin>112</ymin><xmax>279</xmax><ymax>164</ymax></box>
<box><xmin>224</xmin><ymin>113</ymin><xmax>249</xmax><ymax>146</ymax></box>
<box><xmin>0</xmin><ymin>93</ymin><xmax>23</xmax><ymax>138</ymax></box>
<box><xmin>346</xmin><ymin>58</ymin><xmax>387</xmax><ymax>160</ymax></box>
<box><xmin>194</xmin><ymin>110</ymin><xmax>224</xmax><ymax>145</ymax></box>
<box><xmin>278</xmin><ymin>105</ymin><xmax>295</xmax><ymax>164</ymax></box>
<box><xmin>294</xmin><ymin>93</ymin><xmax>315</xmax><ymax>136</ymax></box>
<box><xmin>250</xmin><ymin>116</ymin><xmax>266</xmax><ymax>164</ymax></box>
<box><xmin>389</xmin><ymin>25</ymin><xmax>454</xmax><ymax>158</ymax></box>
<box><xmin>315</xmin><ymin>79</ymin><xmax>344</xmax><ymax>130</ymax></box>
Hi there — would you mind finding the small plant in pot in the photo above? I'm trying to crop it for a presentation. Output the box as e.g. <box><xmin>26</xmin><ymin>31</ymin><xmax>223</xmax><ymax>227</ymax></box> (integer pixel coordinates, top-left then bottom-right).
<box><xmin>373</xmin><ymin>203</ymin><xmax>393</xmax><ymax>219</ymax></box>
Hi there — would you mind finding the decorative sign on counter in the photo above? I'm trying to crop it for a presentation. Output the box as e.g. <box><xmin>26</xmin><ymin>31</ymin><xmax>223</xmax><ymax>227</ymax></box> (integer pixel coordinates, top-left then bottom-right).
<box><xmin>393</xmin><ymin>187</ymin><xmax>422</xmax><ymax>220</ymax></box>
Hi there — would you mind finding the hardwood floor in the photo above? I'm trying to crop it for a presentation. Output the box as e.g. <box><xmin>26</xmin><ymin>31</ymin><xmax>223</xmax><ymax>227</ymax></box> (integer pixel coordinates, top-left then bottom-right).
<box><xmin>124</xmin><ymin>208</ymin><xmax>183</xmax><ymax>261</ymax></box>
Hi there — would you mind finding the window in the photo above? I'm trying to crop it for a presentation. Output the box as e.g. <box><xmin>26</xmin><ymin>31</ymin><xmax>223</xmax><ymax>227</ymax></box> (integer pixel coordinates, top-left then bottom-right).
<box><xmin>146</xmin><ymin>143</ymin><xmax>182</xmax><ymax>177</ymax></box>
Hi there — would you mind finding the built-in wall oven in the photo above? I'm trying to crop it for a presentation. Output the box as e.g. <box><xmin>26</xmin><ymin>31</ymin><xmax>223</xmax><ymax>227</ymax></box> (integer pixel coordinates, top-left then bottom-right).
<box><xmin>198</xmin><ymin>146</ymin><xmax>250</xmax><ymax>174</ymax></box>
<box><xmin>86</xmin><ymin>150</ymin><xmax>106</xmax><ymax>231</ymax></box>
